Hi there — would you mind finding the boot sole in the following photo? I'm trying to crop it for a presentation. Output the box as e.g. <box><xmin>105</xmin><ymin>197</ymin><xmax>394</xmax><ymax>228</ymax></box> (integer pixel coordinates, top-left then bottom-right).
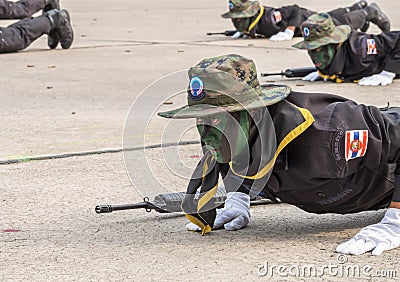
<box><xmin>59</xmin><ymin>10</ymin><xmax>74</xmax><ymax>49</ymax></box>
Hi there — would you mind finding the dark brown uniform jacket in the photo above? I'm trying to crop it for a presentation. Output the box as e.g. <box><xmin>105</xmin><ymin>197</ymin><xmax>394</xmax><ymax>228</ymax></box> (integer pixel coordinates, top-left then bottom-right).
<box><xmin>267</xmin><ymin>91</ymin><xmax>399</xmax><ymax>214</ymax></box>
<box><xmin>319</xmin><ymin>31</ymin><xmax>400</xmax><ymax>81</ymax></box>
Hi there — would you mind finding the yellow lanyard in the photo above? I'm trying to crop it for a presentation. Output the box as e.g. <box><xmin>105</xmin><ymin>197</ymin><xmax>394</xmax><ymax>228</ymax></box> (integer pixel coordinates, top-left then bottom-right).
<box><xmin>246</xmin><ymin>5</ymin><xmax>264</xmax><ymax>34</ymax></box>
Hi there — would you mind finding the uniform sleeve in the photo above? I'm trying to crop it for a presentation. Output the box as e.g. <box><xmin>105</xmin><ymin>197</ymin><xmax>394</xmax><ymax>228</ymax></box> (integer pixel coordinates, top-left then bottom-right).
<box><xmin>363</xmin><ymin>32</ymin><xmax>400</xmax><ymax>74</ymax></box>
<box><xmin>181</xmin><ymin>151</ymin><xmax>220</xmax><ymax>231</ymax></box>
<box><xmin>394</xmin><ymin>166</ymin><xmax>400</xmax><ymax>202</ymax></box>
<box><xmin>276</xmin><ymin>5</ymin><xmax>301</xmax><ymax>28</ymax></box>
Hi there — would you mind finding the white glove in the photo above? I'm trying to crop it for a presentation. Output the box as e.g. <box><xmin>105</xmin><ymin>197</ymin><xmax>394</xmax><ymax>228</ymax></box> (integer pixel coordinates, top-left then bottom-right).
<box><xmin>231</xmin><ymin>31</ymin><xmax>243</xmax><ymax>39</ymax></box>
<box><xmin>358</xmin><ymin>70</ymin><xmax>396</xmax><ymax>86</ymax></box>
<box><xmin>302</xmin><ymin>71</ymin><xmax>322</xmax><ymax>82</ymax></box>
<box><xmin>213</xmin><ymin>192</ymin><xmax>250</xmax><ymax>231</ymax></box>
<box><xmin>186</xmin><ymin>222</ymin><xmax>201</xmax><ymax>232</ymax></box>
<box><xmin>336</xmin><ymin>208</ymin><xmax>400</xmax><ymax>256</ymax></box>
<box><xmin>269</xmin><ymin>29</ymin><xmax>294</xmax><ymax>41</ymax></box>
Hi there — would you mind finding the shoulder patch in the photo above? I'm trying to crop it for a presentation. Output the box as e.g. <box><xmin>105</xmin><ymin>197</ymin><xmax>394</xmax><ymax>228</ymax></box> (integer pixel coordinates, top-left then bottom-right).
<box><xmin>273</xmin><ymin>11</ymin><xmax>282</xmax><ymax>23</ymax></box>
<box><xmin>366</xmin><ymin>39</ymin><xmax>377</xmax><ymax>55</ymax></box>
<box><xmin>345</xmin><ymin>130</ymin><xmax>368</xmax><ymax>161</ymax></box>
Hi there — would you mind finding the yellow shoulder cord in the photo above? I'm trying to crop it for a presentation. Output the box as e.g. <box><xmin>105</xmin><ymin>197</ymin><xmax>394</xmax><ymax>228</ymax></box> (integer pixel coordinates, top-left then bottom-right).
<box><xmin>229</xmin><ymin>105</ymin><xmax>314</xmax><ymax>180</ymax></box>
<box><xmin>317</xmin><ymin>71</ymin><xmax>344</xmax><ymax>83</ymax></box>
<box><xmin>246</xmin><ymin>5</ymin><xmax>264</xmax><ymax>34</ymax></box>
<box><xmin>182</xmin><ymin>154</ymin><xmax>216</xmax><ymax>235</ymax></box>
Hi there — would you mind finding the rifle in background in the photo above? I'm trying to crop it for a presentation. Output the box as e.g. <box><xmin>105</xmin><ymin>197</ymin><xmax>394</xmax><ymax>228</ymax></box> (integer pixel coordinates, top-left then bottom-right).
<box><xmin>206</xmin><ymin>30</ymin><xmax>237</xmax><ymax>36</ymax></box>
<box><xmin>261</xmin><ymin>67</ymin><xmax>317</xmax><ymax>78</ymax></box>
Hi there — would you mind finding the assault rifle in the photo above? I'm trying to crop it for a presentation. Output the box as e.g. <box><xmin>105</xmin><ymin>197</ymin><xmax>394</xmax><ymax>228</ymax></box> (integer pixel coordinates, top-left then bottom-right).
<box><xmin>261</xmin><ymin>67</ymin><xmax>317</xmax><ymax>78</ymax></box>
<box><xmin>95</xmin><ymin>187</ymin><xmax>274</xmax><ymax>214</ymax></box>
<box><xmin>206</xmin><ymin>30</ymin><xmax>237</xmax><ymax>36</ymax></box>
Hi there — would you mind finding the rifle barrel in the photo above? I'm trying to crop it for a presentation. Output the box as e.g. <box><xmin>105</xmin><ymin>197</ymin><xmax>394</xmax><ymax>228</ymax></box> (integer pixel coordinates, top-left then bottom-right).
<box><xmin>95</xmin><ymin>202</ymin><xmax>154</xmax><ymax>213</ymax></box>
<box><xmin>260</xmin><ymin>72</ymin><xmax>284</xmax><ymax>77</ymax></box>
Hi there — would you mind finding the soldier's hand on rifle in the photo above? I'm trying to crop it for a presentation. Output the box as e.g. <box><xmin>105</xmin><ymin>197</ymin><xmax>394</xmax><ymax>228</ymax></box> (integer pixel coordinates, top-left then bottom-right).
<box><xmin>213</xmin><ymin>192</ymin><xmax>250</xmax><ymax>231</ymax></box>
<box><xmin>185</xmin><ymin>192</ymin><xmax>250</xmax><ymax>232</ymax></box>
<box><xmin>269</xmin><ymin>28</ymin><xmax>294</xmax><ymax>41</ymax></box>
<box><xmin>302</xmin><ymin>71</ymin><xmax>322</xmax><ymax>82</ymax></box>
<box><xmin>336</xmin><ymin>208</ymin><xmax>400</xmax><ymax>256</ymax></box>
<box><xmin>231</xmin><ymin>31</ymin><xmax>243</xmax><ymax>39</ymax></box>
<box><xmin>358</xmin><ymin>70</ymin><xmax>396</xmax><ymax>86</ymax></box>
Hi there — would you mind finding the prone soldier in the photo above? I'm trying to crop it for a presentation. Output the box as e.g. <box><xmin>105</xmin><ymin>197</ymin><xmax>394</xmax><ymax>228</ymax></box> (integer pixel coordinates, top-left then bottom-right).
<box><xmin>158</xmin><ymin>54</ymin><xmax>400</xmax><ymax>256</ymax></box>
<box><xmin>292</xmin><ymin>13</ymin><xmax>400</xmax><ymax>86</ymax></box>
<box><xmin>221</xmin><ymin>0</ymin><xmax>390</xmax><ymax>40</ymax></box>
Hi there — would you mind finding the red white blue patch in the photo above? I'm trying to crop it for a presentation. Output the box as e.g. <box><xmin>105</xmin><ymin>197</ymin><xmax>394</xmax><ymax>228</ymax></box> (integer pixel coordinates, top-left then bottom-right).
<box><xmin>367</xmin><ymin>39</ymin><xmax>377</xmax><ymax>55</ymax></box>
<box><xmin>345</xmin><ymin>130</ymin><xmax>368</xmax><ymax>161</ymax></box>
<box><xmin>189</xmin><ymin>76</ymin><xmax>205</xmax><ymax>100</ymax></box>
<box><xmin>273</xmin><ymin>11</ymin><xmax>282</xmax><ymax>23</ymax></box>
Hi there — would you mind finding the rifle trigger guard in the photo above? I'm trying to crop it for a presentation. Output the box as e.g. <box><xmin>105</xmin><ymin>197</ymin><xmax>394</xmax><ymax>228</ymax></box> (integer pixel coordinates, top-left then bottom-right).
<box><xmin>143</xmin><ymin>197</ymin><xmax>152</xmax><ymax>212</ymax></box>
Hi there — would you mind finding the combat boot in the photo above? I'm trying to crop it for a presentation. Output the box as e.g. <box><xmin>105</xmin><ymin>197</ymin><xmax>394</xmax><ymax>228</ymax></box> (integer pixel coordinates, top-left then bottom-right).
<box><xmin>44</xmin><ymin>0</ymin><xmax>60</xmax><ymax>12</ymax></box>
<box><xmin>364</xmin><ymin>3</ymin><xmax>390</xmax><ymax>32</ymax></box>
<box><xmin>349</xmin><ymin>1</ymin><xmax>368</xmax><ymax>11</ymax></box>
<box><xmin>45</xmin><ymin>9</ymin><xmax>74</xmax><ymax>49</ymax></box>
<box><xmin>43</xmin><ymin>1</ymin><xmax>61</xmax><ymax>49</ymax></box>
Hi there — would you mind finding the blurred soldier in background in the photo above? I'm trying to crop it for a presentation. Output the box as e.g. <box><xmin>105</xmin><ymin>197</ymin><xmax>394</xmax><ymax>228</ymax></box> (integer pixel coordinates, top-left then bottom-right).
<box><xmin>222</xmin><ymin>0</ymin><xmax>390</xmax><ymax>40</ymax></box>
<box><xmin>293</xmin><ymin>13</ymin><xmax>399</xmax><ymax>86</ymax></box>
<box><xmin>0</xmin><ymin>0</ymin><xmax>73</xmax><ymax>53</ymax></box>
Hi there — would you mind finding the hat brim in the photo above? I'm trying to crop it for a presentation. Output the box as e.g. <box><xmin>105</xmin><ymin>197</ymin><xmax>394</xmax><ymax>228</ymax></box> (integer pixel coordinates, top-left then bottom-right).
<box><xmin>158</xmin><ymin>84</ymin><xmax>291</xmax><ymax>119</ymax></box>
<box><xmin>292</xmin><ymin>25</ymin><xmax>351</xmax><ymax>50</ymax></box>
<box><xmin>221</xmin><ymin>1</ymin><xmax>260</xmax><ymax>19</ymax></box>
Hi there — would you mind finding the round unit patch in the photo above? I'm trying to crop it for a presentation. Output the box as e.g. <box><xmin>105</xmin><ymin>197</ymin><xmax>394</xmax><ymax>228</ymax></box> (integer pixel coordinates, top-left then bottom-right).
<box><xmin>189</xmin><ymin>76</ymin><xmax>205</xmax><ymax>100</ymax></box>
<box><xmin>303</xmin><ymin>27</ymin><xmax>310</xmax><ymax>37</ymax></box>
<box><xmin>229</xmin><ymin>2</ymin><xmax>234</xmax><ymax>10</ymax></box>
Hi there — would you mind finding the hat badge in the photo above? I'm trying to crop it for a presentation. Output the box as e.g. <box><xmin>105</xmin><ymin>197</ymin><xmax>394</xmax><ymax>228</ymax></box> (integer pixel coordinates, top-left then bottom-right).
<box><xmin>303</xmin><ymin>27</ymin><xmax>310</xmax><ymax>37</ymax></box>
<box><xmin>229</xmin><ymin>2</ymin><xmax>234</xmax><ymax>10</ymax></box>
<box><xmin>189</xmin><ymin>76</ymin><xmax>205</xmax><ymax>100</ymax></box>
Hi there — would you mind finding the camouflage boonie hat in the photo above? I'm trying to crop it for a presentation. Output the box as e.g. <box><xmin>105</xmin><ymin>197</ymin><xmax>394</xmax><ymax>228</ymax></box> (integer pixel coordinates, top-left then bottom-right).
<box><xmin>221</xmin><ymin>0</ymin><xmax>260</xmax><ymax>19</ymax></box>
<box><xmin>158</xmin><ymin>54</ymin><xmax>291</xmax><ymax>119</ymax></box>
<box><xmin>292</xmin><ymin>13</ymin><xmax>351</xmax><ymax>50</ymax></box>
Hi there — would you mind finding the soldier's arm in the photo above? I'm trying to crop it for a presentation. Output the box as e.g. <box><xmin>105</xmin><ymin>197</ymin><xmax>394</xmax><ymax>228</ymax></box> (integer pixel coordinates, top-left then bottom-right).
<box><xmin>276</xmin><ymin>5</ymin><xmax>302</xmax><ymax>29</ymax></box>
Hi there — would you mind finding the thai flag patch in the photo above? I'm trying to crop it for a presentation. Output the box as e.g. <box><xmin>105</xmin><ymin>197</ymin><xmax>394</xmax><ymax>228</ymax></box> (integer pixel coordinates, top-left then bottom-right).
<box><xmin>345</xmin><ymin>130</ymin><xmax>368</xmax><ymax>161</ymax></box>
<box><xmin>367</xmin><ymin>39</ymin><xmax>377</xmax><ymax>55</ymax></box>
<box><xmin>273</xmin><ymin>11</ymin><xmax>282</xmax><ymax>23</ymax></box>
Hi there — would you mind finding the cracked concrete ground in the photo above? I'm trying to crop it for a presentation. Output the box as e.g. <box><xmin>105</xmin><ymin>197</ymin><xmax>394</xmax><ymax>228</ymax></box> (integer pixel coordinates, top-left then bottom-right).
<box><xmin>1</xmin><ymin>0</ymin><xmax>400</xmax><ymax>281</ymax></box>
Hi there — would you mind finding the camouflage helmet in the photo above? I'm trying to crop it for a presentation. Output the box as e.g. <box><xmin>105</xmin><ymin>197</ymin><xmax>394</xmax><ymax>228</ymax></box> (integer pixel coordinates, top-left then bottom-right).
<box><xmin>292</xmin><ymin>13</ymin><xmax>351</xmax><ymax>50</ymax></box>
<box><xmin>158</xmin><ymin>54</ymin><xmax>291</xmax><ymax>119</ymax></box>
<box><xmin>221</xmin><ymin>0</ymin><xmax>260</xmax><ymax>19</ymax></box>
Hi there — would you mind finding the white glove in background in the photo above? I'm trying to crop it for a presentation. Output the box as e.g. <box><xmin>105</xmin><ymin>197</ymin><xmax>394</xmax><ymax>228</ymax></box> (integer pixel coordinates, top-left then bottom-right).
<box><xmin>231</xmin><ymin>31</ymin><xmax>243</xmax><ymax>39</ymax></box>
<box><xmin>302</xmin><ymin>71</ymin><xmax>322</xmax><ymax>82</ymax></box>
<box><xmin>269</xmin><ymin>28</ymin><xmax>294</xmax><ymax>41</ymax></box>
<box><xmin>186</xmin><ymin>192</ymin><xmax>250</xmax><ymax>232</ymax></box>
<box><xmin>336</xmin><ymin>208</ymin><xmax>400</xmax><ymax>256</ymax></box>
<box><xmin>358</xmin><ymin>70</ymin><xmax>396</xmax><ymax>86</ymax></box>
<box><xmin>213</xmin><ymin>192</ymin><xmax>250</xmax><ymax>231</ymax></box>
